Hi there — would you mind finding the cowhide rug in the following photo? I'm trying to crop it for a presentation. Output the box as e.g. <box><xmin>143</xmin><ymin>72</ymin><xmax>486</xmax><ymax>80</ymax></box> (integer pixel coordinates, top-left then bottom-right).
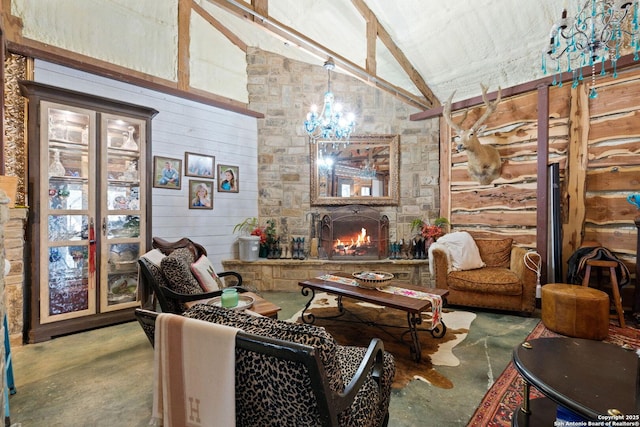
<box><xmin>289</xmin><ymin>292</ymin><xmax>476</xmax><ymax>389</ymax></box>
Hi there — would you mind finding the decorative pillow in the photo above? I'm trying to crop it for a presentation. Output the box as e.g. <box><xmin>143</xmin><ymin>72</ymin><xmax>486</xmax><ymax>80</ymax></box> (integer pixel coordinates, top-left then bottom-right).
<box><xmin>435</xmin><ymin>231</ymin><xmax>485</xmax><ymax>271</ymax></box>
<box><xmin>160</xmin><ymin>247</ymin><xmax>202</xmax><ymax>295</ymax></box>
<box><xmin>476</xmin><ymin>238</ymin><xmax>513</xmax><ymax>268</ymax></box>
<box><xmin>191</xmin><ymin>255</ymin><xmax>223</xmax><ymax>292</ymax></box>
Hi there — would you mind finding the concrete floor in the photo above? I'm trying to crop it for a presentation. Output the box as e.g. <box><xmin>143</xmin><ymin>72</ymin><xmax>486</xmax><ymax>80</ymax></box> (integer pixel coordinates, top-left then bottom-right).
<box><xmin>7</xmin><ymin>291</ymin><xmax>539</xmax><ymax>427</ymax></box>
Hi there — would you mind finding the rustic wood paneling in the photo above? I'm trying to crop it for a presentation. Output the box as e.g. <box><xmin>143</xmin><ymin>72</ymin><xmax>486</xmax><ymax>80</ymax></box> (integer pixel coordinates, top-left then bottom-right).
<box><xmin>451</xmin><ymin>210</ymin><xmax>537</xmax><ymax>227</ymax></box>
<box><xmin>455</xmin><ymin>228</ymin><xmax>536</xmax><ymax>248</ymax></box>
<box><xmin>589</xmin><ymin>77</ymin><xmax>640</xmax><ymax>117</ymax></box>
<box><xmin>451</xmin><ymin>184</ymin><xmax>537</xmax><ymax>211</ymax></box>
<box><xmin>583</xmin><ymin>226</ymin><xmax>637</xmax><ymax>255</ymax></box>
<box><xmin>442</xmin><ymin>68</ymin><xmax>640</xmax><ymax>295</ymax></box>
<box><xmin>586</xmin><ymin>166</ymin><xmax>640</xmax><ymax>191</ymax></box>
<box><xmin>585</xmin><ymin>195</ymin><xmax>640</xmax><ymax>225</ymax></box>
<box><xmin>588</xmin><ymin>110</ymin><xmax>640</xmax><ymax>142</ymax></box>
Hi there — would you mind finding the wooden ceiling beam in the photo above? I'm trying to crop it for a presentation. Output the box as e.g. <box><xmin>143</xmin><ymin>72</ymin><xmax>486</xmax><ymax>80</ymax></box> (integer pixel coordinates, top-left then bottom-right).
<box><xmin>252</xmin><ymin>0</ymin><xmax>268</xmax><ymax>21</ymax></box>
<box><xmin>350</xmin><ymin>0</ymin><xmax>439</xmax><ymax>107</ymax></box>
<box><xmin>178</xmin><ymin>0</ymin><xmax>191</xmax><ymax>91</ymax></box>
<box><xmin>362</xmin><ymin>6</ymin><xmax>377</xmax><ymax>75</ymax></box>
<box><xmin>206</xmin><ymin>0</ymin><xmax>432</xmax><ymax>110</ymax></box>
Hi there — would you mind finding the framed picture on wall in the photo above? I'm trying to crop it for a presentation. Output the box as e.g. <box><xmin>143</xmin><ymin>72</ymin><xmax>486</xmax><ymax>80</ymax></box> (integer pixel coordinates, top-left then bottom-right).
<box><xmin>153</xmin><ymin>156</ymin><xmax>182</xmax><ymax>189</ymax></box>
<box><xmin>217</xmin><ymin>164</ymin><xmax>239</xmax><ymax>193</ymax></box>
<box><xmin>188</xmin><ymin>180</ymin><xmax>213</xmax><ymax>209</ymax></box>
<box><xmin>185</xmin><ymin>152</ymin><xmax>215</xmax><ymax>178</ymax></box>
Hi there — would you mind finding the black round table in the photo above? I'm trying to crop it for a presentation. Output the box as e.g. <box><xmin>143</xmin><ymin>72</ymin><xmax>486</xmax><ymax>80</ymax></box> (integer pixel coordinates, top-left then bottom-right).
<box><xmin>512</xmin><ymin>337</ymin><xmax>639</xmax><ymax>426</ymax></box>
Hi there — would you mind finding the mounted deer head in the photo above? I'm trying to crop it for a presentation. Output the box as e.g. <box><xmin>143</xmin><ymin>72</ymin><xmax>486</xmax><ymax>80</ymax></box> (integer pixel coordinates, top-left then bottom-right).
<box><xmin>443</xmin><ymin>84</ymin><xmax>502</xmax><ymax>185</ymax></box>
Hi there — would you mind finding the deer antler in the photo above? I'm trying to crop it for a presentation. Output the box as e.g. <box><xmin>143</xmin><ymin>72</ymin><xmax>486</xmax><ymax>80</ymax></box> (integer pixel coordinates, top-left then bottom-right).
<box><xmin>442</xmin><ymin>91</ymin><xmax>464</xmax><ymax>134</ymax></box>
<box><xmin>443</xmin><ymin>91</ymin><xmax>477</xmax><ymax>136</ymax></box>
<box><xmin>471</xmin><ymin>84</ymin><xmax>502</xmax><ymax>132</ymax></box>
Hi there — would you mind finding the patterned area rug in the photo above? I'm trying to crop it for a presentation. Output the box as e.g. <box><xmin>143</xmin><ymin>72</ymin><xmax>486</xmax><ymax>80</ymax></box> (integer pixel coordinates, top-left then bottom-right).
<box><xmin>289</xmin><ymin>292</ymin><xmax>476</xmax><ymax>389</ymax></box>
<box><xmin>466</xmin><ymin>321</ymin><xmax>640</xmax><ymax>426</ymax></box>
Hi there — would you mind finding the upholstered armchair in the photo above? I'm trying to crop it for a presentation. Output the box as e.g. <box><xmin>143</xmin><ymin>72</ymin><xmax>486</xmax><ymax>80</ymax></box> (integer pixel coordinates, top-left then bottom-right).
<box><xmin>135</xmin><ymin>306</ymin><xmax>395</xmax><ymax>426</ymax></box>
<box><xmin>431</xmin><ymin>232</ymin><xmax>540</xmax><ymax>314</ymax></box>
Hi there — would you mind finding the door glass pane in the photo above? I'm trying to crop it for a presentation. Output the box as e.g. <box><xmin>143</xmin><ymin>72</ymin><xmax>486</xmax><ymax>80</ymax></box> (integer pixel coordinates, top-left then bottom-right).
<box><xmin>48</xmin><ymin>179</ymin><xmax>89</xmax><ymax>210</ymax></box>
<box><xmin>107</xmin><ymin>184</ymin><xmax>140</xmax><ymax>211</ymax></box>
<box><xmin>106</xmin><ymin>215</ymin><xmax>140</xmax><ymax>239</ymax></box>
<box><xmin>48</xmin><ymin>215</ymin><xmax>88</xmax><ymax>242</ymax></box>
<box><xmin>107</xmin><ymin>243</ymin><xmax>140</xmax><ymax>306</ymax></box>
<box><xmin>48</xmin><ymin>245</ymin><xmax>89</xmax><ymax>315</ymax></box>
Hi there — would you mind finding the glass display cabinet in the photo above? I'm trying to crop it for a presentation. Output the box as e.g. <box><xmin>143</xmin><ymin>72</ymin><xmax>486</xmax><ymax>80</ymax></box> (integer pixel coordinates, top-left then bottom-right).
<box><xmin>20</xmin><ymin>81</ymin><xmax>158</xmax><ymax>342</ymax></box>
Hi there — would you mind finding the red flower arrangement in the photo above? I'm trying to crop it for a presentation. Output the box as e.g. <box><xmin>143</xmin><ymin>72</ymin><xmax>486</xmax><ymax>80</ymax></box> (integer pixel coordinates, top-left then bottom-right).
<box><xmin>421</xmin><ymin>224</ymin><xmax>445</xmax><ymax>240</ymax></box>
<box><xmin>250</xmin><ymin>227</ymin><xmax>267</xmax><ymax>244</ymax></box>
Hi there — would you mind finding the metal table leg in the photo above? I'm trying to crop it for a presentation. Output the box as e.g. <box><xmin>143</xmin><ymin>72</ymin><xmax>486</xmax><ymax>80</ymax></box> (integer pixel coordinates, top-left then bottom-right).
<box><xmin>407</xmin><ymin>312</ymin><xmax>423</xmax><ymax>362</ymax></box>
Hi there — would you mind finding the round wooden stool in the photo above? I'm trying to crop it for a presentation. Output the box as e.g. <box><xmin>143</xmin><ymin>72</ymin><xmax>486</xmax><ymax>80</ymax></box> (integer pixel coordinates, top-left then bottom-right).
<box><xmin>541</xmin><ymin>283</ymin><xmax>609</xmax><ymax>340</ymax></box>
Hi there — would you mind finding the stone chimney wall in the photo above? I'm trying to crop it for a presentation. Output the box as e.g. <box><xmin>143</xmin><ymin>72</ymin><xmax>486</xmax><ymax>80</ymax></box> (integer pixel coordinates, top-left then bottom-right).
<box><xmin>246</xmin><ymin>47</ymin><xmax>442</xmax><ymax>244</ymax></box>
<box><xmin>5</xmin><ymin>208</ymin><xmax>27</xmax><ymax>346</ymax></box>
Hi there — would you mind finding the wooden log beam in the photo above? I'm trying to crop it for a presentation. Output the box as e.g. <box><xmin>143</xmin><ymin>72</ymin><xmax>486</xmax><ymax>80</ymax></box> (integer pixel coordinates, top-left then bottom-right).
<box><xmin>562</xmin><ymin>85</ymin><xmax>589</xmax><ymax>267</ymax></box>
<box><xmin>178</xmin><ymin>0</ymin><xmax>192</xmax><ymax>91</ymax></box>
<box><xmin>350</xmin><ymin>0</ymin><xmax>438</xmax><ymax>106</ymax></box>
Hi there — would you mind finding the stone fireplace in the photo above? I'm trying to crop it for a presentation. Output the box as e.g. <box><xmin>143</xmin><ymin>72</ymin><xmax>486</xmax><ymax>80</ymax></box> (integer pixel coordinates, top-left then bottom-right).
<box><xmin>320</xmin><ymin>205</ymin><xmax>389</xmax><ymax>260</ymax></box>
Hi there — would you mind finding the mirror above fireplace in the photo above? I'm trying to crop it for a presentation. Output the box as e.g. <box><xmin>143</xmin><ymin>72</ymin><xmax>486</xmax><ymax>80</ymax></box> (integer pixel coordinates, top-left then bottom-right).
<box><xmin>310</xmin><ymin>134</ymin><xmax>399</xmax><ymax>206</ymax></box>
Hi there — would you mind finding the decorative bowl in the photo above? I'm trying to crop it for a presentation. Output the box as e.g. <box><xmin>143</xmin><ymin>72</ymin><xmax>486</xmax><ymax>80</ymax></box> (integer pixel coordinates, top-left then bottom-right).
<box><xmin>352</xmin><ymin>271</ymin><xmax>394</xmax><ymax>289</ymax></box>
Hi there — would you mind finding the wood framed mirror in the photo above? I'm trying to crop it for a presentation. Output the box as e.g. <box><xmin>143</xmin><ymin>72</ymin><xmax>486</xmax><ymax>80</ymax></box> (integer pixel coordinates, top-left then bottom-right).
<box><xmin>310</xmin><ymin>134</ymin><xmax>399</xmax><ymax>206</ymax></box>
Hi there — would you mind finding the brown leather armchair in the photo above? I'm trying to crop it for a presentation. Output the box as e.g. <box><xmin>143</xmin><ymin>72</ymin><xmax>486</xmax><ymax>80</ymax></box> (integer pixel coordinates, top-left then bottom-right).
<box><xmin>431</xmin><ymin>236</ymin><xmax>540</xmax><ymax>315</ymax></box>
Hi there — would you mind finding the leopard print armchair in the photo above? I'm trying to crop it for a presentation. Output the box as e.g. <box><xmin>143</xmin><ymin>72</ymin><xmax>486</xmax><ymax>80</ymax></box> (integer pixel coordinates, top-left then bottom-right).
<box><xmin>135</xmin><ymin>306</ymin><xmax>395</xmax><ymax>427</ymax></box>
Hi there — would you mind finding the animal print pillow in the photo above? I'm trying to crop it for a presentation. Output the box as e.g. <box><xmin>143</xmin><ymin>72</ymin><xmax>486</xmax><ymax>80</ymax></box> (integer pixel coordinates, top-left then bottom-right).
<box><xmin>160</xmin><ymin>247</ymin><xmax>202</xmax><ymax>295</ymax></box>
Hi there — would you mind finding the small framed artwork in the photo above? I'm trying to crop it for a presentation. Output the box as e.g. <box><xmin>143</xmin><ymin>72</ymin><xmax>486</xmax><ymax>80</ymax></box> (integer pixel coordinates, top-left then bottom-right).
<box><xmin>185</xmin><ymin>152</ymin><xmax>215</xmax><ymax>178</ymax></box>
<box><xmin>188</xmin><ymin>180</ymin><xmax>213</xmax><ymax>209</ymax></box>
<box><xmin>217</xmin><ymin>164</ymin><xmax>239</xmax><ymax>193</ymax></box>
<box><xmin>153</xmin><ymin>156</ymin><xmax>182</xmax><ymax>189</ymax></box>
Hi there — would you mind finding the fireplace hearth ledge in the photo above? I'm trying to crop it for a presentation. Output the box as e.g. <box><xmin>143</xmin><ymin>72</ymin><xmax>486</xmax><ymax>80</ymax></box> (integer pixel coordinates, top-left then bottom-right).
<box><xmin>221</xmin><ymin>258</ymin><xmax>431</xmax><ymax>292</ymax></box>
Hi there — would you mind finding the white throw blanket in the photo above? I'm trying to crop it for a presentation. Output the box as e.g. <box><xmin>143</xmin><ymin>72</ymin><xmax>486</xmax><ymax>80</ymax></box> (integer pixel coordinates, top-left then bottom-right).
<box><xmin>428</xmin><ymin>231</ymin><xmax>485</xmax><ymax>275</ymax></box>
<box><xmin>151</xmin><ymin>313</ymin><xmax>239</xmax><ymax>427</ymax></box>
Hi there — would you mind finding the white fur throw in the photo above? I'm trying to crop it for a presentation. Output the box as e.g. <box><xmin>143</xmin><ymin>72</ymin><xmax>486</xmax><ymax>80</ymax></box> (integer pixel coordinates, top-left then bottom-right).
<box><xmin>428</xmin><ymin>231</ymin><xmax>485</xmax><ymax>273</ymax></box>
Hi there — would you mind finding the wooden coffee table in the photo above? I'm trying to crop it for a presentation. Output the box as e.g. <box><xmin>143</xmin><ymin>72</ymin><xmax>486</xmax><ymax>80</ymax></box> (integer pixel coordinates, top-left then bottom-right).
<box><xmin>298</xmin><ymin>276</ymin><xmax>448</xmax><ymax>362</ymax></box>
<box><xmin>186</xmin><ymin>291</ymin><xmax>281</xmax><ymax>319</ymax></box>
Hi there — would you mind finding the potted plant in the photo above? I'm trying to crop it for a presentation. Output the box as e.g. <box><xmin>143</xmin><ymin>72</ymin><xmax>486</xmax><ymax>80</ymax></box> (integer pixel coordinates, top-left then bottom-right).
<box><xmin>233</xmin><ymin>217</ymin><xmax>261</xmax><ymax>261</ymax></box>
<box><xmin>233</xmin><ymin>217</ymin><xmax>259</xmax><ymax>235</ymax></box>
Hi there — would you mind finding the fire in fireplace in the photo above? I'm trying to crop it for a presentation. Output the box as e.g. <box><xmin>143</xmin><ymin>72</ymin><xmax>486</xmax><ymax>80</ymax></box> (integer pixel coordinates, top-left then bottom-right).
<box><xmin>320</xmin><ymin>205</ymin><xmax>389</xmax><ymax>260</ymax></box>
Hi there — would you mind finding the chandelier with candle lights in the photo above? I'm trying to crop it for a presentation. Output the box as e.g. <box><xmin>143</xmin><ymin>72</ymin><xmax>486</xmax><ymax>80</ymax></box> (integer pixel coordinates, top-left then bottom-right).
<box><xmin>304</xmin><ymin>58</ymin><xmax>356</xmax><ymax>144</ymax></box>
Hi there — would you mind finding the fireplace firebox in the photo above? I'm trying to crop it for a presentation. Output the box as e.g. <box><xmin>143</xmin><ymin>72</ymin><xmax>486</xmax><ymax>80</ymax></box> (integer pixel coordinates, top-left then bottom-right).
<box><xmin>320</xmin><ymin>205</ymin><xmax>389</xmax><ymax>260</ymax></box>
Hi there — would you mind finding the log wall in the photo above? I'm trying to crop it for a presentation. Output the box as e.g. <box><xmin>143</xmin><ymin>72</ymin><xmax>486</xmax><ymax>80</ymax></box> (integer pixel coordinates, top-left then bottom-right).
<box><xmin>441</xmin><ymin>71</ymin><xmax>640</xmax><ymax>302</ymax></box>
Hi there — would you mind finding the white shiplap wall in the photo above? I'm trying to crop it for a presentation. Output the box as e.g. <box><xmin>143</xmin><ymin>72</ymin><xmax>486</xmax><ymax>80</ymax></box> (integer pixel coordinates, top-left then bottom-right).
<box><xmin>34</xmin><ymin>61</ymin><xmax>259</xmax><ymax>270</ymax></box>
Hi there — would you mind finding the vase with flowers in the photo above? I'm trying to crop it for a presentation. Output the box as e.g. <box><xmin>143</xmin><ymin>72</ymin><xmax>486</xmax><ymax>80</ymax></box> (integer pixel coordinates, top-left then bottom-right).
<box><xmin>421</xmin><ymin>217</ymin><xmax>449</xmax><ymax>251</ymax></box>
<box><xmin>409</xmin><ymin>217</ymin><xmax>449</xmax><ymax>258</ymax></box>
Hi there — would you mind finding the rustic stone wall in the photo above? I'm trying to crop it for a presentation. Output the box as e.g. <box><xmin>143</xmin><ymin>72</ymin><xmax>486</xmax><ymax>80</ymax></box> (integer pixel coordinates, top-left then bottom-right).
<box><xmin>222</xmin><ymin>259</ymin><xmax>430</xmax><ymax>292</ymax></box>
<box><xmin>246</xmin><ymin>47</ymin><xmax>442</xmax><ymax>245</ymax></box>
<box><xmin>5</xmin><ymin>208</ymin><xmax>27</xmax><ymax>346</ymax></box>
